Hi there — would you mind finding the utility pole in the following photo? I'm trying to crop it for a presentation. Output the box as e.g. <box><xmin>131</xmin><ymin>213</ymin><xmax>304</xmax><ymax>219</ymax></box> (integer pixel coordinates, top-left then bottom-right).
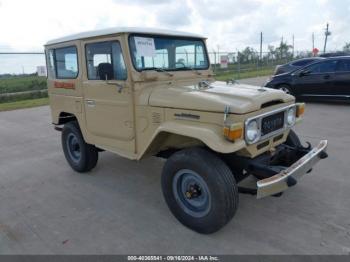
<box><xmin>312</xmin><ymin>32</ymin><xmax>315</xmax><ymax>50</ymax></box>
<box><xmin>292</xmin><ymin>34</ymin><xmax>295</xmax><ymax>58</ymax></box>
<box><xmin>323</xmin><ymin>23</ymin><xmax>331</xmax><ymax>53</ymax></box>
<box><xmin>213</xmin><ymin>49</ymin><xmax>216</xmax><ymax>72</ymax></box>
<box><xmin>260</xmin><ymin>32</ymin><xmax>263</xmax><ymax>61</ymax></box>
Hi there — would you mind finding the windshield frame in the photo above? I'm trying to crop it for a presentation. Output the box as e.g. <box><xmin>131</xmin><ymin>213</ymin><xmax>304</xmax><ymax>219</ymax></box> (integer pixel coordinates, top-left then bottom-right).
<box><xmin>128</xmin><ymin>33</ymin><xmax>210</xmax><ymax>72</ymax></box>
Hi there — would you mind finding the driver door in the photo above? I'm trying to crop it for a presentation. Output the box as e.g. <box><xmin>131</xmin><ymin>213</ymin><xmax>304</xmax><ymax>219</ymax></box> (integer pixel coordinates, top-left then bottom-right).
<box><xmin>293</xmin><ymin>60</ymin><xmax>337</xmax><ymax>99</ymax></box>
<box><xmin>81</xmin><ymin>37</ymin><xmax>135</xmax><ymax>152</ymax></box>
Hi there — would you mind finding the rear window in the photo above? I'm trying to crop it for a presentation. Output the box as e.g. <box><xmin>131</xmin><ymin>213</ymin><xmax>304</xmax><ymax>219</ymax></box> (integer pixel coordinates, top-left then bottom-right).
<box><xmin>307</xmin><ymin>60</ymin><xmax>337</xmax><ymax>74</ymax></box>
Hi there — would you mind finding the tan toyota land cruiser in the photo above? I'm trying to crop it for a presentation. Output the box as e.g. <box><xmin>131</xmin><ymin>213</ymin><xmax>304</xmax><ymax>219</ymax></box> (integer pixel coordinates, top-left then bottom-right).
<box><xmin>45</xmin><ymin>27</ymin><xmax>328</xmax><ymax>234</ymax></box>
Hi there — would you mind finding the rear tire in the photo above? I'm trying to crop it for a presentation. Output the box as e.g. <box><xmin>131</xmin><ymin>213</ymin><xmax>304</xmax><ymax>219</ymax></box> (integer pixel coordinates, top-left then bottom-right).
<box><xmin>161</xmin><ymin>147</ymin><xmax>239</xmax><ymax>234</ymax></box>
<box><xmin>62</xmin><ymin>121</ymin><xmax>98</xmax><ymax>173</ymax></box>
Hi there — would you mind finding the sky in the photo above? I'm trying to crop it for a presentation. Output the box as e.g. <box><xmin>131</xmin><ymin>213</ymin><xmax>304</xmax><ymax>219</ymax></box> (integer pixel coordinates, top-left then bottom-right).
<box><xmin>0</xmin><ymin>0</ymin><xmax>350</xmax><ymax>73</ymax></box>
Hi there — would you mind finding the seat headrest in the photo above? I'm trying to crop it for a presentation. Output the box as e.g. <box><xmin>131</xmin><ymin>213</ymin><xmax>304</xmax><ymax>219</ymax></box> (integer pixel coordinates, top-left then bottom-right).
<box><xmin>97</xmin><ymin>63</ymin><xmax>113</xmax><ymax>80</ymax></box>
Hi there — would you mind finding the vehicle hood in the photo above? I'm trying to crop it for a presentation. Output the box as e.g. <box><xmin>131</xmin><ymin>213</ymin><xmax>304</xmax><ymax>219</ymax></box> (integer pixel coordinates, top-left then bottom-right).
<box><xmin>148</xmin><ymin>81</ymin><xmax>294</xmax><ymax>114</ymax></box>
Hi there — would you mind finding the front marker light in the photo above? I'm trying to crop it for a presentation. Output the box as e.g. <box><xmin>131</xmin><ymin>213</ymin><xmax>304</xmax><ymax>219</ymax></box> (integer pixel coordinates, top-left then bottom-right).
<box><xmin>223</xmin><ymin>123</ymin><xmax>243</xmax><ymax>141</ymax></box>
<box><xmin>246</xmin><ymin>120</ymin><xmax>260</xmax><ymax>143</ymax></box>
<box><xmin>296</xmin><ymin>103</ymin><xmax>305</xmax><ymax>118</ymax></box>
<box><xmin>287</xmin><ymin>107</ymin><xmax>296</xmax><ymax>126</ymax></box>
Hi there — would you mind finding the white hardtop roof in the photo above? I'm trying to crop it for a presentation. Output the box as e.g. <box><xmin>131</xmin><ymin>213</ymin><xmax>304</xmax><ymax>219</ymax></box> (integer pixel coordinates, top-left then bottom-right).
<box><xmin>46</xmin><ymin>27</ymin><xmax>206</xmax><ymax>45</ymax></box>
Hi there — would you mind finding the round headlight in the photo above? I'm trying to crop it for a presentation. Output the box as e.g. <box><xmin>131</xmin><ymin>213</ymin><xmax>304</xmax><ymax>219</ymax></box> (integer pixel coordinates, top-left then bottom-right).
<box><xmin>246</xmin><ymin>120</ymin><xmax>259</xmax><ymax>143</ymax></box>
<box><xmin>287</xmin><ymin>107</ymin><xmax>296</xmax><ymax>126</ymax></box>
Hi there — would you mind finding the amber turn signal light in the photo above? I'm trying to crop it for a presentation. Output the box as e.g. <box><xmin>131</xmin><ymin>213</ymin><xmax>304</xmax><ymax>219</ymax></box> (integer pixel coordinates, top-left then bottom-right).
<box><xmin>223</xmin><ymin>124</ymin><xmax>243</xmax><ymax>141</ymax></box>
<box><xmin>296</xmin><ymin>103</ymin><xmax>305</xmax><ymax>117</ymax></box>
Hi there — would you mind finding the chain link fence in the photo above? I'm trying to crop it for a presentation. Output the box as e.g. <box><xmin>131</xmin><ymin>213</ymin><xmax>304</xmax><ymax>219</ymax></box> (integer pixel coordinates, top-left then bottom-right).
<box><xmin>208</xmin><ymin>50</ymin><xmax>319</xmax><ymax>80</ymax></box>
<box><xmin>0</xmin><ymin>50</ymin><xmax>343</xmax><ymax>103</ymax></box>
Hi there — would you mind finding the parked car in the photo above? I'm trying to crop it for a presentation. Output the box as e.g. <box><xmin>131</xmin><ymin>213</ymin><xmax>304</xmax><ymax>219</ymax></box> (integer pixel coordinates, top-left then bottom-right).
<box><xmin>45</xmin><ymin>27</ymin><xmax>328</xmax><ymax>234</ymax></box>
<box><xmin>274</xmin><ymin>57</ymin><xmax>325</xmax><ymax>75</ymax></box>
<box><xmin>320</xmin><ymin>52</ymin><xmax>350</xmax><ymax>58</ymax></box>
<box><xmin>265</xmin><ymin>57</ymin><xmax>350</xmax><ymax>101</ymax></box>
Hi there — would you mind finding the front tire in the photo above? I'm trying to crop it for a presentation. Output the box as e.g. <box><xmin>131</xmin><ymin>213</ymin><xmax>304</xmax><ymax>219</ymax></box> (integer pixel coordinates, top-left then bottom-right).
<box><xmin>278</xmin><ymin>84</ymin><xmax>293</xmax><ymax>95</ymax></box>
<box><xmin>161</xmin><ymin>147</ymin><xmax>239</xmax><ymax>234</ymax></box>
<box><xmin>62</xmin><ymin>121</ymin><xmax>98</xmax><ymax>173</ymax></box>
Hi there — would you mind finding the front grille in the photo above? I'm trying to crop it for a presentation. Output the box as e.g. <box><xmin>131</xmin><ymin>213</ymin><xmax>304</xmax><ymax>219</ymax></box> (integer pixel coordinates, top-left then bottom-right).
<box><xmin>261</xmin><ymin>111</ymin><xmax>285</xmax><ymax>136</ymax></box>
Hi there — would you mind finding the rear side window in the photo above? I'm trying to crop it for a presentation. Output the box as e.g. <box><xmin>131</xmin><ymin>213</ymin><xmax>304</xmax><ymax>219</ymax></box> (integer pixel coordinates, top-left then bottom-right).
<box><xmin>55</xmin><ymin>46</ymin><xmax>79</xmax><ymax>79</ymax></box>
<box><xmin>85</xmin><ymin>41</ymin><xmax>127</xmax><ymax>80</ymax></box>
<box><xmin>307</xmin><ymin>60</ymin><xmax>337</xmax><ymax>74</ymax></box>
<box><xmin>336</xmin><ymin>60</ymin><xmax>350</xmax><ymax>72</ymax></box>
<box><xmin>46</xmin><ymin>49</ymin><xmax>55</xmax><ymax>78</ymax></box>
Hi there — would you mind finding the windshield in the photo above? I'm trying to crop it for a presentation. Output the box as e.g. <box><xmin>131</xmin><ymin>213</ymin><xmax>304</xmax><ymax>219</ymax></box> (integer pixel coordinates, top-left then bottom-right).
<box><xmin>129</xmin><ymin>34</ymin><xmax>209</xmax><ymax>71</ymax></box>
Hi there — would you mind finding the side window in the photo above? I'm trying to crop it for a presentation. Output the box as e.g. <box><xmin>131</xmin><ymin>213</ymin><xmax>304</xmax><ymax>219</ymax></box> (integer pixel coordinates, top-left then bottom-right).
<box><xmin>46</xmin><ymin>49</ymin><xmax>55</xmax><ymax>78</ymax></box>
<box><xmin>85</xmin><ymin>41</ymin><xmax>127</xmax><ymax>80</ymax></box>
<box><xmin>307</xmin><ymin>60</ymin><xmax>337</xmax><ymax>74</ymax></box>
<box><xmin>292</xmin><ymin>59</ymin><xmax>311</xmax><ymax>67</ymax></box>
<box><xmin>336</xmin><ymin>60</ymin><xmax>350</xmax><ymax>72</ymax></box>
<box><xmin>55</xmin><ymin>46</ymin><xmax>79</xmax><ymax>79</ymax></box>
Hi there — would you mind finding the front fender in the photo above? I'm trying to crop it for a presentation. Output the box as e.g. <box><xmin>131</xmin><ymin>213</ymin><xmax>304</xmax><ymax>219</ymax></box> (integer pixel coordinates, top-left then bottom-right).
<box><xmin>138</xmin><ymin>120</ymin><xmax>246</xmax><ymax>159</ymax></box>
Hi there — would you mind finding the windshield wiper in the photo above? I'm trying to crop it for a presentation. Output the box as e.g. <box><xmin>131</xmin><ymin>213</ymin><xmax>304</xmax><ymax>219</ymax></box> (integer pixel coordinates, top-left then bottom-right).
<box><xmin>174</xmin><ymin>66</ymin><xmax>202</xmax><ymax>75</ymax></box>
<box><xmin>144</xmin><ymin>67</ymin><xmax>173</xmax><ymax>77</ymax></box>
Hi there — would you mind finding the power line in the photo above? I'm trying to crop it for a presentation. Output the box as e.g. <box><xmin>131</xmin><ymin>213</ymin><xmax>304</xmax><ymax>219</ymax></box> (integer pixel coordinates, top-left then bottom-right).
<box><xmin>0</xmin><ymin>52</ymin><xmax>44</xmax><ymax>54</ymax></box>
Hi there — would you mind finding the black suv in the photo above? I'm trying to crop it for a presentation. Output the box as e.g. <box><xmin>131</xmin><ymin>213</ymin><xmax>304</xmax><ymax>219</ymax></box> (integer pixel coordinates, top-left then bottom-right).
<box><xmin>265</xmin><ymin>56</ymin><xmax>350</xmax><ymax>101</ymax></box>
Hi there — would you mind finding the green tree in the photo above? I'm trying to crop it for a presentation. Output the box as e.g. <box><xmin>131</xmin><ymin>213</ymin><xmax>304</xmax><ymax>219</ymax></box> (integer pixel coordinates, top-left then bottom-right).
<box><xmin>275</xmin><ymin>41</ymin><xmax>293</xmax><ymax>60</ymax></box>
<box><xmin>238</xmin><ymin>47</ymin><xmax>258</xmax><ymax>63</ymax></box>
<box><xmin>343</xmin><ymin>42</ymin><xmax>350</xmax><ymax>52</ymax></box>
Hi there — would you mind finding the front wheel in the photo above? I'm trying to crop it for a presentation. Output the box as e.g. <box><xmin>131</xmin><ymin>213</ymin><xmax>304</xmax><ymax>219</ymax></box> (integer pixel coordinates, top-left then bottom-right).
<box><xmin>278</xmin><ymin>85</ymin><xmax>293</xmax><ymax>95</ymax></box>
<box><xmin>161</xmin><ymin>148</ymin><xmax>239</xmax><ymax>234</ymax></box>
<box><xmin>62</xmin><ymin>121</ymin><xmax>98</xmax><ymax>173</ymax></box>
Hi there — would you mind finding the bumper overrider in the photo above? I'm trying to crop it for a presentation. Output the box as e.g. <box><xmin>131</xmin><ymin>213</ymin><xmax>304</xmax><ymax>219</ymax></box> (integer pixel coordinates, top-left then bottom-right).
<box><xmin>231</xmin><ymin>140</ymin><xmax>328</xmax><ymax>199</ymax></box>
<box><xmin>256</xmin><ymin>140</ymin><xmax>328</xmax><ymax>198</ymax></box>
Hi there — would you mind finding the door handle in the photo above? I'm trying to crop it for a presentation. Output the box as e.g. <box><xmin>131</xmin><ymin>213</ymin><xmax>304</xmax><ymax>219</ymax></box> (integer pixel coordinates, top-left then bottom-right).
<box><xmin>323</xmin><ymin>74</ymin><xmax>330</xmax><ymax>80</ymax></box>
<box><xmin>85</xmin><ymin>100</ymin><xmax>96</xmax><ymax>107</ymax></box>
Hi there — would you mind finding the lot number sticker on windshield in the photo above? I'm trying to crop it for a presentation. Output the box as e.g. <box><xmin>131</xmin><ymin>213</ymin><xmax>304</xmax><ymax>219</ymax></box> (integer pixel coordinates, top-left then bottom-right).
<box><xmin>134</xmin><ymin>37</ymin><xmax>156</xmax><ymax>57</ymax></box>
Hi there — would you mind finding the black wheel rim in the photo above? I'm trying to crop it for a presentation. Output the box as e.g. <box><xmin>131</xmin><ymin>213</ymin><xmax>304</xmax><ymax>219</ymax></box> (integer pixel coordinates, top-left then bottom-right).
<box><xmin>172</xmin><ymin>169</ymin><xmax>211</xmax><ymax>218</ymax></box>
<box><xmin>279</xmin><ymin>86</ymin><xmax>291</xmax><ymax>94</ymax></box>
<box><xmin>66</xmin><ymin>133</ymin><xmax>81</xmax><ymax>163</ymax></box>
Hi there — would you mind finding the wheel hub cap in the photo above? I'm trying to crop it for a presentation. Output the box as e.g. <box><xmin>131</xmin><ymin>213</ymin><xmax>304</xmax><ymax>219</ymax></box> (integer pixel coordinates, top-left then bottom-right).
<box><xmin>173</xmin><ymin>169</ymin><xmax>211</xmax><ymax>218</ymax></box>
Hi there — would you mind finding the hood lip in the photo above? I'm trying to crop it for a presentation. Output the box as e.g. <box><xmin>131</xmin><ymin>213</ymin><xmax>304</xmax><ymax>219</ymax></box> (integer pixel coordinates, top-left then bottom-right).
<box><xmin>148</xmin><ymin>101</ymin><xmax>290</xmax><ymax>115</ymax></box>
<box><xmin>147</xmin><ymin>81</ymin><xmax>294</xmax><ymax>114</ymax></box>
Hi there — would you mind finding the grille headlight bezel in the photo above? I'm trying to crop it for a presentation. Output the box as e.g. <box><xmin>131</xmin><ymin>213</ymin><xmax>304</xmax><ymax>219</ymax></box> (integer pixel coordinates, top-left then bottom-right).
<box><xmin>244</xmin><ymin>104</ymin><xmax>297</xmax><ymax>145</ymax></box>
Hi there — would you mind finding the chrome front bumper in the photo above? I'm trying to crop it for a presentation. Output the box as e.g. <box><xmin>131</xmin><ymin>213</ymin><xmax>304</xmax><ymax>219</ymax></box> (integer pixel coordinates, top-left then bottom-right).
<box><xmin>256</xmin><ymin>140</ymin><xmax>328</xmax><ymax>199</ymax></box>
